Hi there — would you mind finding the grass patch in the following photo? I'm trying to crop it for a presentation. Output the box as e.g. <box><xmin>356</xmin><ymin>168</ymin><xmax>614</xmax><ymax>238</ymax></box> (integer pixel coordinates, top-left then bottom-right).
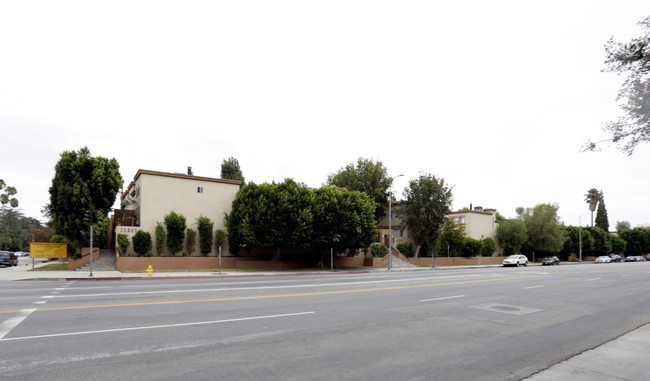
<box><xmin>29</xmin><ymin>263</ymin><xmax>68</xmax><ymax>271</ymax></box>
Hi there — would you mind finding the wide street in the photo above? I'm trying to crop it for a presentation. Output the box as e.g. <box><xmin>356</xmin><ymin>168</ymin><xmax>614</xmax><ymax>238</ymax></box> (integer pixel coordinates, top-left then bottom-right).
<box><xmin>1</xmin><ymin>261</ymin><xmax>649</xmax><ymax>380</ymax></box>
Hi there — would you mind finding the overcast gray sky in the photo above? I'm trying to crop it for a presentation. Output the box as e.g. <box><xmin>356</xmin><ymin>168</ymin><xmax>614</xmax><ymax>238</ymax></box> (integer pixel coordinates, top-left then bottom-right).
<box><xmin>1</xmin><ymin>1</ymin><xmax>649</xmax><ymax>229</ymax></box>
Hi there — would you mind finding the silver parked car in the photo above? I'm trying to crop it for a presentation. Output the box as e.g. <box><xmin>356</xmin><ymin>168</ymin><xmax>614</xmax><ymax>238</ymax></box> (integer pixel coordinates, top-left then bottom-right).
<box><xmin>503</xmin><ymin>254</ymin><xmax>528</xmax><ymax>267</ymax></box>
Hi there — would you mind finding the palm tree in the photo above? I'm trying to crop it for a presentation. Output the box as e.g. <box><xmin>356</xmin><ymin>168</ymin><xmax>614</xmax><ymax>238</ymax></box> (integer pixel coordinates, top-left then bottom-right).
<box><xmin>584</xmin><ymin>188</ymin><xmax>600</xmax><ymax>227</ymax></box>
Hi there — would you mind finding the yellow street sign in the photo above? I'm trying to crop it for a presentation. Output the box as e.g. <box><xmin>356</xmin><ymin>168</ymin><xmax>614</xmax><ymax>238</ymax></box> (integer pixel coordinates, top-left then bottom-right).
<box><xmin>30</xmin><ymin>242</ymin><xmax>67</xmax><ymax>258</ymax></box>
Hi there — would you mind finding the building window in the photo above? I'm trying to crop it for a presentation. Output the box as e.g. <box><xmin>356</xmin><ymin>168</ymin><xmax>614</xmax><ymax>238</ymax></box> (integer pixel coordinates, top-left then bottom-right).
<box><xmin>197</xmin><ymin>186</ymin><xmax>204</xmax><ymax>193</ymax></box>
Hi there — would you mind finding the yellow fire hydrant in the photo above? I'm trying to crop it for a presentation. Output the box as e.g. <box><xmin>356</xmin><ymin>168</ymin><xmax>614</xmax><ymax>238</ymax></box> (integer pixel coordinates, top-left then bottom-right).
<box><xmin>146</xmin><ymin>265</ymin><xmax>153</xmax><ymax>277</ymax></box>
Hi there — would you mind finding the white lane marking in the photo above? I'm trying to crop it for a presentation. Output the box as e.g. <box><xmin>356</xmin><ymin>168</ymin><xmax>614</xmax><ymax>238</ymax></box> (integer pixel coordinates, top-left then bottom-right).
<box><xmin>41</xmin><ymin>275</ymin><xmax>483</xmax><ymax>299</ymax></box>
<box><xmin>524</xmin><ymin>285</ymin><xmax>544</xmax><ymax>289</ymax></box>
<box><xmin>420</xmin><ymin>295</ymin><xmax>465</xmax><ymax>302</ymax></box>
<box><xmin>0</xmin><ymin>311</ymin><xmax>315</xmax><ymax>342</ymax></box>
<box><xmin>622</xmin><ymin>274</ymin><xmax>632</xmax><ymax>277</ymax></box>
<box><xmin>0</xmin><ymin>309</ymin><xmax>37</xmax><ymax>340</ymax></box>
<box><xmin>33</xmin><ymin>301</ymin><xmax>47</xmax><ymax>305</ymax></box>
<box><xmin>587</xmin><ymin>278</ymin><xmax>601</xmax><ymax>281</ymax></box>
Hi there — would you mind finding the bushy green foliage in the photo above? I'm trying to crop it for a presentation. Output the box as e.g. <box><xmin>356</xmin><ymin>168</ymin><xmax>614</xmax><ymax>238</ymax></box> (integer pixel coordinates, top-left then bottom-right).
<box><xmin>462</xmin><ymin>237</ymin><xmax>482</xmax><ymax>257</ymax></box>
<box><xmin>215</xmin><ymin>229</ymin><xmax>226</xmax><ymax>248</ymax></box>
<box><xmin>516</xmin><ymin>204</ymin><xmax>565</xmax><ymax>255</ymax></box>
<box><xmin>438</xmin><ymin>219</ymin><xmax>465</xmax><ymax>257</ymax></box>
<box><xmin>497</xmin><ymin>219</ymin><xmax>528</xmax><ymax>255</ymax></box>
<box><xmin>611</xmin><ymin>235</ymin><xmax>627</xmax><ymax>254</ymax></box>
<box><xmin>480</xmin><ymin>237</ymin><xmax>496</xmax><ymax>256</ymax></box>
<box><xmin>619</xmin><ymin>227</ymin><xmax>650</xmax><ymax>255</ymax></box>
<box><xmin>164</xmin><ymin>211</ymin><xmax>186</xmax><ymax>256</ymax></box>
<box><xmin>370</xmin><ymin>243</ymin><xmax>388</xmax><ymax>257</ymax></box>
<box><xmin>48</xmin><ymin>147</ymin><xmax>122</xmax><ymax>249</ymax></box>
<box><xmin>397</xmin><ymin>242</ymin><xmax>415</xmax><ymax>257</ymax></box>
<box><xmin>196</xmin><ymin>216</ymin><xmax>214</xmax><ymax>256</ymax></box>
<box><xmin>155</xmin><ymin>222</ymin><xmax>166</xmax><ymax>256</ymax></box>
<box><xmin>327</xmin><ymin>158</ymin><xmax>391</xmax><ymax>222</ymax></box>
<box><xmin>561</xmin><ymin>226</ymin><xmax>594</xmax><ymax>257</ymax></box>
<box><xmin>186</xmin><ymin>228</ymin><xmax>197</xmax><ymax>256</ymax></box>
<box><xmin>221</xmin><ymin>157</ymin><xmax>245</xmax><ymax>183</ymax></box>
<box><xmin>132</xmin><ymin>230</ymin><xmax>152</xmax><ymax>256</ymax></box>
<box><xmin>399</xmin><ymin>173</ymin><xmax>453</xmax><ymax>257</ymax></box>
<box><xmin>50</xmin><ymin>234</ymin><xmax>65</xmax><ymax>243</ymax></box>
<box><xmin>225</xmin><ymin>180</ymin><xmax>376</xmax><ymax>256</ymax></box>
<box><xmin>117</xmin><ymin>233</ymin><xmax>130</xmax><ymax>255</ymax></box>
<box><xmin>584</xmin><ymin>227</ymin><xmax>612</xmax><ymax>256</ymax></box>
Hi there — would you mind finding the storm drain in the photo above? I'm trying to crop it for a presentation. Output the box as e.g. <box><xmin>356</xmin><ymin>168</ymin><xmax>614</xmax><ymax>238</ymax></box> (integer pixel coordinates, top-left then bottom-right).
<box><xmin>470</xmin><ymin>303</ymin><xmax>543</xmax><ymax>316</ymax></box>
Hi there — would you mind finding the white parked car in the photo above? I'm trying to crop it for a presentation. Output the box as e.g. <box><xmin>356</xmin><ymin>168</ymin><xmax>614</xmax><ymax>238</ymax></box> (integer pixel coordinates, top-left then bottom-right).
<box><xmin>595</xmin><ymin>256</ymin><xmax>612</xmax><ymax>263</ymax></box>
<box><xmin>503</xmin><ymin>254</ymin><xmax>528</xmax><ymax>267</ymax></box>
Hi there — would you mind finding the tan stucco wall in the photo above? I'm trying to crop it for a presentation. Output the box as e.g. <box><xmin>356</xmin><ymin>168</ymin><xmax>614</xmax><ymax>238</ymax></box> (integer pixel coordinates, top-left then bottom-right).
<box><xmin>124</xmin><ymin>170</ymin><xmax>240</xmax><ymax>256</ymax></box>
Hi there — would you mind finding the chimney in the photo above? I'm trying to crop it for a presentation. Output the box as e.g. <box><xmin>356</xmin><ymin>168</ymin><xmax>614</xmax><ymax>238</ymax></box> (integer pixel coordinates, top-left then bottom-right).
<box><xmin>187</xmin><ymin>166</ymin><xmax>193</xmax><ymax>176</ymax></box>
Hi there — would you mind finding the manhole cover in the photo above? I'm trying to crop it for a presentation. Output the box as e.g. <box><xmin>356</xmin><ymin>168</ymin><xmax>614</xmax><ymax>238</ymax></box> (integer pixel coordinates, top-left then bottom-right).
<box><xmin>470</xmin><ymin>303</ymin><xmax>543</xmax><ymax>316</ymax></box>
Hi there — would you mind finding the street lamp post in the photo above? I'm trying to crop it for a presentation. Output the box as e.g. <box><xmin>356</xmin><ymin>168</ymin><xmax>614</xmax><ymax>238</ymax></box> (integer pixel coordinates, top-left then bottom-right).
<box><xmin>579</xmin><ymin>213</ymin><xmax>590</xmax><ymax>262</ymax></box>
<box><xmin>387</xmin><ymin>174</ymin><xmax>404</xmax><ymax>271</ymax></box>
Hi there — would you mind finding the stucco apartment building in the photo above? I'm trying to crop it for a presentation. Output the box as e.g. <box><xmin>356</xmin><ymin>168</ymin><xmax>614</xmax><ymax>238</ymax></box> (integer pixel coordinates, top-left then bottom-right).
<box><xmin>114</xmin><ymin>169</ymin><xmax>242</xmax><ymax>256</ymax></box>
<box><xmin>380</xmin><ymin>204</ymin><xmax>501</xmax><ymax>256</ymax></box>
<box><xmin>448</xmin><ymin>206</ymin><xmax>501</xmax><ymax>253</ymax></box>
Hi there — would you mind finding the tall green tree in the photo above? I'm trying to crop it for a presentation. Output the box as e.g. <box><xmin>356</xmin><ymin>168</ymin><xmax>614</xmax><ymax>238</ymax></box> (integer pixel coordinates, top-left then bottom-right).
<box><xmin>196</xmin><ymin>216</ymin><xmax>214</xmax><ymax>256</ymax></box>
<box><xmin>327</xmin><ymin>158</ymin><xmax>392</xmax><ymax>222</ymax></box>
<box><xmin>619</xmin><ymin>227</ymin><xmax>650</xmax><ymax>255</ymax></box>
<box><xmin>584</xmin><ymin>227</ymin><xmax>612</xmax><ymax>256</ymax></box>
<box><xmin>220</xmin><ymin>157</ymin><xmax>245</xmax><ymax>183</ymax></box>
<box><xmin>398</xmin><ymin>173</ymin><xmax>453</xmax><ymax>257</ymax></box>
<box><xmin>590</xmin><ymin>16</ymin><xmax>650</xmax><ymax>154</ymax></box>
<box><xmin>616</xmin><ymin>220</ymin><xmax>631</xmax><ymax>233</ymax></box>
<box><xmin>584</xmin><ymin>188</ymin><xmax>600</xmax><ymax>227</ymax></box>
<box><xmin>164</xmin><ymin>211</ymin><xmax>186</xmax><ymax>256</ymax></box>
<box><xmin>48</xmin><ymin>147</ymin><xmax>122</xmax><ymax>252</ymax></box>
<box><xmin>438</xmin><ymin>218</ymin><xmax>465</xmax><ymax>257</ymax></box>
<box><xmin>517</xmin><ymin>204</ymin><xmax>565</xmax><ymax>255</ymax></box>
<box><xmin>595</xmin><ymin>192</ymin><xmax>609</xmax><ymax>232</ymax></box>
<box><xmin>497</xmin><ymin>219</ymin><xmax>528</xmax><ymax>255</ymax></box>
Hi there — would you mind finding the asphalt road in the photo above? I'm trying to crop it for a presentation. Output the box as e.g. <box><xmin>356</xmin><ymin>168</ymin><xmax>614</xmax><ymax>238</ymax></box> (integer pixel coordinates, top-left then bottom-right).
<box><xmin>1</xmin><ymin>262</ymin><xmax>649</xmax><ymax>380</ymax></box>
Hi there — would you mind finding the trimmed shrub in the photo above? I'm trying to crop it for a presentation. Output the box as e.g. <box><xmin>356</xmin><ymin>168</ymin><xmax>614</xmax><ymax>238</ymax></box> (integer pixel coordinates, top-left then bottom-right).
<box><xmin>481</xmin><ymin>237</ymin><xmax>497</xmax><ymax>256</ymax></box>
<box><xmin>370</xmin><ymin>243</ymin><xmax>388</xmax><ymax>257</ymax></box>
<box><xmin>164</xmin><ymin>211</ymin><xmax>186</xmax><ymax>256</ymax></box>
<box><xmin>397</xmin><ymin>242</ymin><xmax>415</xmax><ymax>257</ymax></box>
<box><xmin>197</xmin><ymin>216</ymin><xmax>214</xmax><ymax>256</ymax></box>
<box><xmin>462</xmin><ymin>237</ymin><xmax>483</xmax><ymax>257</ymax></box>
<box><xmin>132</xmin><ymin>230</ymin><xmax>152</xmax><ymax>257</ymax></box>
<box><xmin>117</xmin><ymin>233</ymin><xmax>130</xmax><ymax>255</ymax></box>
<box><xmin>186</xmin><ymin>228</ymin><xmax>197</xmax><ymax>256</ymax></box>
<box><xmin>155</xmin><ymin>222</ymin><xmax>166</xmax><ymax>256</ymax></box>
<box><xmin>215</xmin><ymin>229</ymin><xmax>226</xmax><ymax>250</ymax></box>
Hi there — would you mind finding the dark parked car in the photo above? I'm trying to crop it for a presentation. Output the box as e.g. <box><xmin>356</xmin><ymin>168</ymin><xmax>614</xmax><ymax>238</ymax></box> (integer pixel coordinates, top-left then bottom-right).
<box><xmin>610</xmin><ymin>254</ymin><xmax>621</xmax><ymax>263</ymax></box>
<box><xmin>542</xmin><ymin>256</ymin><xmax>560</xmax><ymax>266</ymax></box>
<box><xmin>0</xmin><ymin>251</ymin><xmax>18</xmax><ymax>267</ymax></box>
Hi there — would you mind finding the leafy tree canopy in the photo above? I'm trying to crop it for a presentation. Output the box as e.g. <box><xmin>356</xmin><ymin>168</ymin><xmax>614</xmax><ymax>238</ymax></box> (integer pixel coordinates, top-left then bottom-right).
<box><xmin>221</xmin><ymin>157</ymin><xmax>245</xmax><ymax>183</ymax></box>
<box><xmin>586</xmin><ymin>16</ymin><xmax>650</xmax><ymax>154</ymax></box>
<box><xmin>398</xmin><ymin>173</ymin><xmax>453</xmax><ymax>257</ymax></box>
<box><xmin>497</xmin><ymin>219</ymin><xmax>528</xmax><ymax>255</ymax></box>
<box><xmin>48</xmin><ymin>147</ymin><xmax>122</xmax><ymax>250</ymax></box>
<box><xmin>327</xmin><ymin>158</ymin><xmax>392</xmax><ymax>222</ymax></box>
<box><xmin>225</xmin><ymin>180</ymin><xmax>376</xmax><ymax>256</ymax></box>
<box><xmin>517</xmin><ymin>204</ymin><xmax>565</xmax><ymax>254</ymax></box>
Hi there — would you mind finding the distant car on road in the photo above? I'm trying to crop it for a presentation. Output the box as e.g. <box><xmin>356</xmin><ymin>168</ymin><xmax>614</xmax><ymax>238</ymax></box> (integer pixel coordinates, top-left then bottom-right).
<box><xmin>609</xmin><ymin>254</ymin><xmax>621</xmax><ymax>263</ymax></box>
<box><xmin>542</xmin><ymin>256</ymin><xmax>560</xmax><ymax>266</ymax></box>
<box><xmin>625</xmin><ymin>256</ymin><xmax>645</xmax><ymax>262</ymax></box>
<box><xmin>0</xmin><ymin>251</ymin><xmax>18</xmax><ymax>267</ymax></box>
<box><xmin>503</xmin><ymin>254</ymin><xmax>528</xmax><ymax>267</ymax></box>
<box><xmin>595</xmin><ymin>256</ymin><xmax>612</xmax><ymax>263</ymax></box>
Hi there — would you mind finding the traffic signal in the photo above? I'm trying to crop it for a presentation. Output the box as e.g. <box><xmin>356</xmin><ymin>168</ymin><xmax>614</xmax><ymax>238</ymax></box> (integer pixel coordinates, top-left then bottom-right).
<box><xmin>85</xmin><ymin>209</ymin><xmax>93</xmax><ymax>224</ymax></box>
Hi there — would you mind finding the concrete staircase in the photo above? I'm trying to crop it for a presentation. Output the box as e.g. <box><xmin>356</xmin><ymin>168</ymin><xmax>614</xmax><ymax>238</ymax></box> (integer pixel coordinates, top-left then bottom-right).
<box><xmin>388</xmin><ymin>253</ymin><xmax>416</xmax><ymax>268</ymax></box>
<box><xmin>76</xmin><ymin>249</ymin><xmax>116</xmax><ymax>271</ymax></box>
